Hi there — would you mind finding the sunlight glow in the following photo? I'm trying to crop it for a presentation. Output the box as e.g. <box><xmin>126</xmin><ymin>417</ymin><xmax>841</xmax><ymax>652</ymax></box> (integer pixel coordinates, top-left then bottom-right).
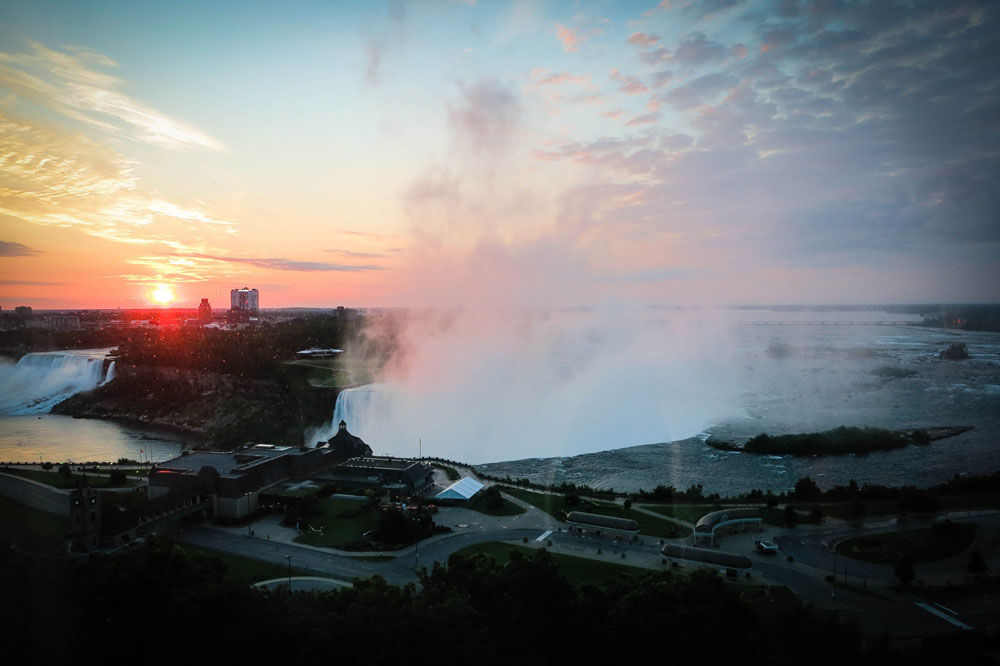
<box><xmin>151</xmin><ymin>284</ymin><xmax>174</xmax><ymax>305</ymax></box>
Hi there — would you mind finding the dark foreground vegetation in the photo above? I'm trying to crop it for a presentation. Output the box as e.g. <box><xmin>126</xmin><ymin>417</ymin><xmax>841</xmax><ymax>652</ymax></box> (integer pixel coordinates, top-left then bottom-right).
<box><xmin>5</xmin><ymin>537</ymin><xmax>995</xmax><ymax>664</ymax></box>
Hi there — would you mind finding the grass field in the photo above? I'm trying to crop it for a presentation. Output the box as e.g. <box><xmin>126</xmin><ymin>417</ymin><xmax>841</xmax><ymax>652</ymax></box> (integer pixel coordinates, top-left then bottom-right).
<box><xmin>287</xmin><ymin>357</ymin><xmax>374</xmax><ymax>387</ymax></box>
<box><xmin>0</xmin><ymin>467</ymin><xmax>135</xmax><ymax>489</ymax></box>
<box><xmin>469</xmin><ymin>494</ymin><xmax>526</xmax><ymax>517</ymax></box>
<box><xmin>501</xmin><ymin>488</ymin><xmax>691</xmax><ymax>538</ymax></box>
<box><xmin>639</xmin><ymin>504</ymin><xmax>718</xmax><ymax>523</ymax></box>
<box><xmin>174</xmin><ymin>544</ymin><xmax>304</xmax><ymax>586</ymax></box>
<box><xmin>294</xmin><ymin>497</ymin><xmax>381</xmax><ymax>548</ymax></box>
<box><xmin>836</xmin><ymin>523</ymin><xmax>977</xmax><ymax>564</ymax></box>
<box><xmin>0</xmin><ymin>496</ymin><xmax>71</xmax><ymax>553</ymax></box>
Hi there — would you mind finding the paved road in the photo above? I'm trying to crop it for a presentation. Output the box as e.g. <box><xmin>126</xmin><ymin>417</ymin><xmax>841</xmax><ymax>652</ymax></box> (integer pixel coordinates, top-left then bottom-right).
<box><xmin>164</xmin><ymin>522</ymin><xmax>547</xmax><ymax>586</ymax></box>
<box><xmin>156</xmin><ymin>499</ymin><xmax>1000</xmax><ymax>638</ymax></box>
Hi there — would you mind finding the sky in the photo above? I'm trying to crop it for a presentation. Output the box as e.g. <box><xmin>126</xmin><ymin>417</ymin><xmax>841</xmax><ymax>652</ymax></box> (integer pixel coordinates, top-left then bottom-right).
<box><xmin>0</xmin><ymin>0</ymin><xmax>997</xmax><ymax>309</ymax></box>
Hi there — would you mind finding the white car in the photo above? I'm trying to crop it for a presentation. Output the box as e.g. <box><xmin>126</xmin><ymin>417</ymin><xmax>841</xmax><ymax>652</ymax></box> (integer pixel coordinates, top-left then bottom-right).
<box><xmin>756</xmin><ymin>540</ymin><xmax>779</xmax><ymax>554</ymax></box>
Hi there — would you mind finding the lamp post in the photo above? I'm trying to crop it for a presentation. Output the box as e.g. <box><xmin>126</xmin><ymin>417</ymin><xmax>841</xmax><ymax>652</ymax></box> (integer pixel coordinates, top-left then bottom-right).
<box><xmin>245</xmin><ymin>492</ymin><xmax>253</xmax><ymax>535</ymax></box>
<box><xmin>832</xmin><ymin>547</ymin><xmax>837</xmax><ymax>603</ymax></box>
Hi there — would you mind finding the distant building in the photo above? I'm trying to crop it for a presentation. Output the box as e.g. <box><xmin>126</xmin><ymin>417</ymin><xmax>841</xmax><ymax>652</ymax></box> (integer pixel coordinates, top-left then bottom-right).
<box><xmin>229</xmin><ymin>287</ymin><xmax>259</xmax><ymax>323</ymax></box>
<box><xmin>14</xmin><ymin>305</ymin><xmax>32</xmax><ymax>319</ymax></box>
<box><xmin>198</xmin><ymin>298</ymin><xmax>212</xmax><ymax>323</ymax></box>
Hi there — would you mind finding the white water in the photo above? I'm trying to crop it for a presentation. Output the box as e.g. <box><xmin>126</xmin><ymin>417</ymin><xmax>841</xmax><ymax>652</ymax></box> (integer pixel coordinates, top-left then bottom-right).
<box><xmin>0</xmin><ymin>349</ymin><xmax>116</xmax><ymax>415</ymax></box>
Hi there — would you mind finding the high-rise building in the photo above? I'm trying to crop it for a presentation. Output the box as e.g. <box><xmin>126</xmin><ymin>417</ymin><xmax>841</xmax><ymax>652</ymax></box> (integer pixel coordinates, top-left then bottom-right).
<box><xmin>198</xmin><ymin>298</ymin><xmax>212</xmax><ymax>322</ymax></box>
<box><xmin>228</xmin><ymin>287</ymin><xmax>259</xmax><ymax>322</ymax></box>
<box><xmin>230</xmin><ymin>287</ymin><xmax>259</xmax><ymax>313</ymax></box>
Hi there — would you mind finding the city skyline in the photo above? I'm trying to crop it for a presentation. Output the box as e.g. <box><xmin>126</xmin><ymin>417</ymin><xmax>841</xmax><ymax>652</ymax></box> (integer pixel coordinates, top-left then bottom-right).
<box><xmin>1</xmin><ymin>0</ymin><xmax>998</xmax><ymax>309</ymax></box>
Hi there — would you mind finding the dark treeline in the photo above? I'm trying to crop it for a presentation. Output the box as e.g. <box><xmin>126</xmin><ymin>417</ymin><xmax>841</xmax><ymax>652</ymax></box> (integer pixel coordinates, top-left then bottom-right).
<box><xmin>4</xmin><ymin>537</ymin><xmax>982</xmax><ymax>665</ymax></box>
<box><xmin>476</xmin><ymin>467</ymin><xmax>1000</xmax><ymax>513</ymax></box>
<box><xmin>115</xmin><ymin>315</ymin><xmax>370</xmax><ymax>380</ymax></box>
<box><xmin>0</xmin><ymin>326</ymin><xmax>130</xmax><ymax>354</ymax></box>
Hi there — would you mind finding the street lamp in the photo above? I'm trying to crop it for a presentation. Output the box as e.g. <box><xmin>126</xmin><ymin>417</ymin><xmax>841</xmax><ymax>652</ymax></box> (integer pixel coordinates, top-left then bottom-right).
<box><xmin>244</xmin><ymin>492</ymin><xmax>253</xmax><ymax>535</ymax></box>
<box><xmin>832</xmin><ymin>547</ymin><xmax>837</xmax><ymax>603</ymax></box>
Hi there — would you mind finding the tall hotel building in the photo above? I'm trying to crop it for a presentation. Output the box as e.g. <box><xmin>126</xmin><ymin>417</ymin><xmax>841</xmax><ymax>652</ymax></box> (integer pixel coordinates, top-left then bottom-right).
<box><xmin>229</xmin><ymin>287</ymin><xmax>259</xmax><ymax>322</ymax></box>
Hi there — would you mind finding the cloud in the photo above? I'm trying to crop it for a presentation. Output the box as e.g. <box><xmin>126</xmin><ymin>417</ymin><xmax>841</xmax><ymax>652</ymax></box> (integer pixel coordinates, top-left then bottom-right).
<box><xmin>554</xmin><ymin>23</ymin><xmax>586</xmax><ymax>52</ymax></box>
<box><xmin>627</xmin><ymin>32</ymin><xmax>661</xmax><ymax>47</ymax></box>
<box><xmin>324</xmin><ymin>248</ymin><xmax>391</xmax><ymax>259</ymax></box>
<box><xmin>611</xmin><ymin>69</ymin><xmax>648</xmax><ymax>95</ymax></box>
<box><xmin>0</xmin><ymin>241</ymin><xmax>40</xmax><ymax>257</ymax></box>
<box><xmin>0</xmin><ymin>42</ymin><xmax>225</xmax><ymax>151</ymax></box>
<box><xmin>0</xmin><ymin>111</ymin><xmax>235</xmax><ymax>255</ymax></box>
<box><xmin>448</xmin><ymin>79</ymin><xmax>520</xmax><ymax>155</ymax></box>
<box><xmin>670</xmin><ymin>32</ymin><xmax>729</xmax><ymax>66</ymax></box>
<box><xmin>626</xmin><ymin>113</ymin><xmax>662</xmax><ymax>126</ymax></box>
<box><xmin>531</xmin><ymin>69</ymin><xmax>590</xmax><ymax>86</ymax></box>
<box><xmin>0</xmin><ymin>279</ymin><xmax>70</xmax><ymax>286</ymax></box>
<box><xmin>661</xmin><ymin>72</ymin><xmax>737</xmax><ymax>109</ymax></box>
<box><xmin>181</xmin><ymin>253</ymin><xmax>385</xmax><ymax>272</ymax></box>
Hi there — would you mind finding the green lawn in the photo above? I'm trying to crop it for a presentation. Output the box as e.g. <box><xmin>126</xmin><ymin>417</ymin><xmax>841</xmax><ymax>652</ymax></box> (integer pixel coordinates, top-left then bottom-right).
<box><xmin>468</xmin><ymin>494</ymin><xmax>526</xmax><ymax>517</ymax></box>
<box><xmin>0</xmin><ymin>496</ymin><xmax>72</xmax><ymax>553</ymax></box>
<box><xmin>453</xmin><ymin>541</ymin><xmax>654</xmax><ymax>587</ymax></box>
<box><xmin>836</xmin><ymin>523</ymin><xmax>977</xmax><ymax>564</ymax></box>
<box><xmin>171</xmin><ymin>544</ymin><xmax>303</xmax><ymax>586</ymax></box>
<box><xmin>500</xmin><ymin>488</ymin><xmax>690</xmax><ymax>538</ymax></box>
<box><xmin>500</xmin><ymin>486</ymin><xmax>574</xmax><ymax>516</ymax></box>
<box><xmin>0</xmin><ymin>467</ymin><xmax>135</xmax><ymax>489</ymax></box>
<box><xmin>294</xmin><ymin>498</ymin><xmax>381</xmax><ymax>548</ymax></box>
<box><xmin>640</xmin><ymin>504</ymin><xmax>718</xmax><ymax>523</ymax></box>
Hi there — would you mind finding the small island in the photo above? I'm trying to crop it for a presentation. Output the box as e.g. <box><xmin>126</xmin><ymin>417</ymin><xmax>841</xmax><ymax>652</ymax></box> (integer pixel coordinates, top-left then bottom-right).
<box><xmin>708</xmin><ymin>425</ymin><xmax>974</xmax><ymax>456</ymax></box>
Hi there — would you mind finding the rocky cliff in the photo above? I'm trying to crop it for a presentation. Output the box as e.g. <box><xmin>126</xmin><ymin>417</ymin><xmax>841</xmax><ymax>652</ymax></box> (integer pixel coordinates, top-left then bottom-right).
<box><xmin>53</xmin><ymin>363</ymin><xmax>339</xmax><ymax>449</ymax></box>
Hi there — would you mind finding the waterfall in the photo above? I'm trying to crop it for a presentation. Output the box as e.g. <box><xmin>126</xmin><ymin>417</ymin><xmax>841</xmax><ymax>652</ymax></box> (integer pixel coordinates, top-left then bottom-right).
<box><xmin>0</xmin><ymin>350</ymin><xmax>114</xmax><ymax>415</ymax></box>
<box><xmin>307</xmin><ymin>384</ymin><xmax>392</xmax><ymax>447</ymax></box>
<box><xmin>104</xmin><ymin>360</ymin><xmax>116</xmax><ymax>383</ymax></box>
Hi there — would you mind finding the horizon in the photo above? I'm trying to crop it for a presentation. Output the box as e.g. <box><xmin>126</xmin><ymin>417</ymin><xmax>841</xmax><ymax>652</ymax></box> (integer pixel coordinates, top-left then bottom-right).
<box><xmin>1</xmin><ymin>1</ymin><xmax>998</xmax><ymax>309</ymax></box>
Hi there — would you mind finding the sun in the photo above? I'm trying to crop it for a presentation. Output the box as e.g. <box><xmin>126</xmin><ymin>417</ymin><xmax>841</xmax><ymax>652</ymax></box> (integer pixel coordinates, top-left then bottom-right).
<box><xmin>151</xmin><ymin>284</ymin><xmax>174</xmax><ymax>305</ymax></box>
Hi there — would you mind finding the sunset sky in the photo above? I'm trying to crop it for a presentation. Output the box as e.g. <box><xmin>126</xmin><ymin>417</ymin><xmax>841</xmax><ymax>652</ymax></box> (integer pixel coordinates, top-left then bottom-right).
<box><xmin>1</xmin><ymin>0</ymin><xmax>997</xmax><ymax>309</ymax></box>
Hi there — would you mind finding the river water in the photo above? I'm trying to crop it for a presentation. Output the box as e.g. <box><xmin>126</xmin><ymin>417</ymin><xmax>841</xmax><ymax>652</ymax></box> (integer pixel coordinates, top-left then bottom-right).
<box><xmin>0</xmin><ymin>349</ymin><xmax>187</xmax><ymax>464</ymax></box>
<box><xmin>476</xmin><ymin>316</ymin><xmax>1000</xmax><ymax>495</ymax></box>
<box><xmin>3</xmin><ymin>311</ymin><xmax>999</xmax><ymax>494</ymax></box>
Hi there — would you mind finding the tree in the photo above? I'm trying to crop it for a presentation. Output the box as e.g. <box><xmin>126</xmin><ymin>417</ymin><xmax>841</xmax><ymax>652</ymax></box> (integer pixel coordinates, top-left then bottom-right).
<box><xmin>967</xmin><ymin>550</ymin><xmax>988</xmax><ymax>578</ymax></box>
<box><xmin>623</xmin><ymin>499</ymin><xmax>632</xmax><ymax>510</ymax></box>
<box><xmin>793</xmin><ymin>476</ymin><xmax>822</xmax><ymax>502</ymax></box>
<box><xmin>483</xmin><ymin>486</ymin><xmax>503</xmax><ymax>511</ymax></box>
<box><xmin>809</xmin><ymin>503</ymin><xmax>823</xmax><ymax>524</ymax></box>
<box><xmin>58</xmin><ymin>464</ymin><xmax>71</xmax><ymax>478</ymax></box>
<box><xmin>783</xmin><ymin>505</ymin><xmax>797</xmax><ymax>527</ymax></box>
<box><xmin>894</xmin><ymin>557</ymin><xmax>915</xmax><ymax>589</ymax></box>
<box><xmin>109</xmin><ymin>469</ymin><xmax>127</xmax><ymax>485</ymax></box>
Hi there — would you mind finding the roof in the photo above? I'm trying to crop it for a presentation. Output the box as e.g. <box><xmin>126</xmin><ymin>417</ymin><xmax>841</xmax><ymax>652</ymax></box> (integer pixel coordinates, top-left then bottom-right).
<box><xmin>436</xmin><ymin>477</ymin><xmax>484</xmax><ymax>500</ymax></box>
<box><xmin>565</xmin><ymin>511</ymin><xmax>640</xmax><ymax>533</ymax></box>
<box><xmin>660</xmin><ymin>544</ymin><xmax>753</xmax><ymax>570</ymax></box>
<box><xmin>695</xmin><ymin>508</ymin><xmax>762</xmax><ymax>533</ymax></box>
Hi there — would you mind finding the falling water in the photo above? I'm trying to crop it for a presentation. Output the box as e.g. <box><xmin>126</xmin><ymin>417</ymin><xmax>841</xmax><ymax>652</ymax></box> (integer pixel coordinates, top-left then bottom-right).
<box><xmin>0</xmin><ymin>350</ymin><xmax>116</xmax><ymax>415</ymax></box>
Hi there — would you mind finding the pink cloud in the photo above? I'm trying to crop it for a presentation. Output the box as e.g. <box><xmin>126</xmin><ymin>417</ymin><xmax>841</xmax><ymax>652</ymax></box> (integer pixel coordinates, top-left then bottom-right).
<box><xmin>731</xmin><ymin>44</ymin><xmax>748</xmax><ymax>58</ymax></box>
<box><xmin>627</xmin><ymin>113</ymin><xmax>661</xmax><ymax>126</ymax></box>
<box><xmin>627</xmin><ymin>32</ymin><xmax>661</xmax><ymax>47</ymax></box>
<box><xmin>534</xmin><ymin>70</ymin><xmax>589</xmax><ymax>86</ymax></box>
<box><xmin>554</xmin><ymin>23</ymin><xmax>585</xmax><ymax>52</ymax></box>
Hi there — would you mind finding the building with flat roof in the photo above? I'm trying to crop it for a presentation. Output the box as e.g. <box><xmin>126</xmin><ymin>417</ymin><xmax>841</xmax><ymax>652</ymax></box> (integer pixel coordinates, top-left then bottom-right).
<box><xmin>320</xmin><ymin>456</ymin><xmax>434</xmax><ymax>497</ymax></box>
<box><xmin>150</xmin><ymin>440</ymin><xmax>364</xmax><ymax>520</ymax></box>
